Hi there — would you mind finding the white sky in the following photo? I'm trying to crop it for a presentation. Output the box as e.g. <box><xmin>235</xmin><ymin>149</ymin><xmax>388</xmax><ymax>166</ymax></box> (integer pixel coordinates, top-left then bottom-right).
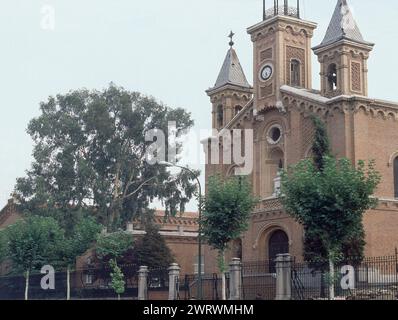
<box><xmin>1</xmin><ymin>0</ymin><xmax>398</xmax><ymax>211</ymax></box>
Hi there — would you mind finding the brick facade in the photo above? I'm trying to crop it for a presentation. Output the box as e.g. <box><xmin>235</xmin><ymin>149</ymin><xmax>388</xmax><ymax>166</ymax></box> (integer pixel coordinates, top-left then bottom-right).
<box><xmin>204</xmin><ymin>2</ymin><xmax>398</xmax><ymax>265</ymax></box>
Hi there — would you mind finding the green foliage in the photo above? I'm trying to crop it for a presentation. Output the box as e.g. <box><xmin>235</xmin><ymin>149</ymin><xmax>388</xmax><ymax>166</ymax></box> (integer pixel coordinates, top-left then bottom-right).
<box><xmin>134</xmin><ymin>222</ymin><xmax>174</xmax><ymax>269</ymax></box>
<box><xmin>311</xmin><ymin>115</ymin><xmax>331</xmax><ymax>172</ymax></box>
<box><xmin>96</xmin><ymin>231</ymin><xmax>133</xmax><ymax>262</ymax></box>
<box><xmin>109</xmin><ymin>259</ymin><xmax>126</xmax><ymax>298</ymax></box>
<box><xmin>0</xmin><ymin>230</ymin><xmax>8</xmax><ymax>263</ymax></box>
<box><xmin>281</xmin><ymin>156</ymin><xmax>381</xmax><ymax>265</ymax></box>
<box><xmin>5</xmin><ymin>216</ymin><xmax>64</xmax><ymax>273</ymax></box>
<box><xmin>14</xmin><ymin>84</ymin><xmax>199</xmax><ymax>231</ymax></box>
<box><xmin>201</xmin><ymin>175</ymin><xmax>258</xmax><ymax>272</ymax></box>
<box><xmin>61</xmin><ymin>216</ymin><xmax>103</xmax><ymax>268</ymax></box>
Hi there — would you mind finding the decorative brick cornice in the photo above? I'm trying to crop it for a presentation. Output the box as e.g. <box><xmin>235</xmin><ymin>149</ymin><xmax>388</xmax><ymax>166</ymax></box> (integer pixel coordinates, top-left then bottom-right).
<box><xmin>280</xmin><ymin>86</ymin><xmax>398</xmax><ymax>120</ymax></box>
<box><xmin>253</xmin><ymin>197</ymin><xmax>284</xmax><ymax>216</ymax></box>
<box><xmin>152</xmin><ymin>216</ymin><xmax>199</xmax><ymax>226</ymax></box>
<box><xmin>251</xmin><ymin>197</ymin><xmax>398</xmax><ymax>220</ymax></box>
<box><xmin>207</xmin><ymin>85</ymin><xmax>253</xmax><ymax>99</ymax></box>
<box><xmin>247</xmin><ymin>15</ymin><xmax>317</xmax><ymax>42</ymax></box>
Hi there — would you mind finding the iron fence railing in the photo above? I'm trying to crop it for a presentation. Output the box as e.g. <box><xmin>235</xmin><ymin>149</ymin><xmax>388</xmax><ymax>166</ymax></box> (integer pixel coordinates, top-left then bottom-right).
<box><xmin>291</xmin><ymin>255</ymin><xmax>398</xmax><ymax>300</ymax></box>
<box><xmin>182</xmin><ymin>273</ymin><xmax>230</xmax><ymax>300</ymax></box>
<box><xmin>0</xmin><ymin>264</ymin><xmax>139</xmax><ymax>300</ymax></box>
<box><xmin>2</xmin><ymin>255</ymin><xmax>398</xmax><ymax>300</ymax></box>
<box><xmin>241</xmin><ymin>260</ymin><xmax>276</xmax><ymax>300</ymax></box>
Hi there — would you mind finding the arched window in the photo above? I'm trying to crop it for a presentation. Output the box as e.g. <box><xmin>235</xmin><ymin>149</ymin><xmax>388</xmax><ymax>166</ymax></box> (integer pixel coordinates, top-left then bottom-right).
<box><xmin>268</xmin><ymin>230</ymin><xmax>289</xmax><ymax>273</ymax></box>
<box><xmin>290</xmin><ymin>59</ymin><xmax>301</xmax><ymax>87</ymax></box>
<box><xmin>394</xmin><ymin>157</ymin><xmax>398</xmax><ymax>198</ymax></box>
<box><xmin>327</xmin><ymin>63</ymin><xmax>338</xmax><ymax>91</ymax></box>
<box><xmin>217</xmin><ymin>105</ymin><xmax>224</xmax><ymax>127</ymax></box>
<box><xmin>234</xmin><ymin>105</ymin><xmax>242</xmax><ymax>116</ymax></box>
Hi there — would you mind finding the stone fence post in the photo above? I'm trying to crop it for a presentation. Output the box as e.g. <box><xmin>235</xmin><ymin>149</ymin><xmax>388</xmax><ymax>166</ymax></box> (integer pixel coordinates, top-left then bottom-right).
<box><xmin>138</xmin><ymin>266</ymin><xmax>149</xmax><ymax>300</ymax></box>
<box><xmin>168</xmin><ymin>263</ymin><xmax>181</xmax><ymax>300</ymax></box>
<box><xmin>275</xmin><ymin>253</ymin><xmax>292</xmax><ymax>300</ymax></box>
<box><xmin>229</xmin><ymin>258</ymin><xmax>243</xmax><ymax>300</ymax></box>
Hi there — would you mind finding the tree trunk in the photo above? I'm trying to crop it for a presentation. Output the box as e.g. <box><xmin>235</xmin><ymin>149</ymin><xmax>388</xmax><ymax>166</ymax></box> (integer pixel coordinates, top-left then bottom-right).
<box><xmin>329</xmin><ymin>258</ymin><xmax>335</xmax><ymax>300</ymax></box>
<box><xmin>218</xmin><ymin>251</ymin><xmax>226</xmax><ymax>301</ymax></box>
<box><xmin>25</xmin><ymin>270</ymin><xmax>30</xmax><ymax>301</ymax></box>
<box><xmin>118</xmin><ymin>294</ymin><xmax>121</xmax><ymax>300</ymax></box>
<box><xmin>221</xmin><ymin>272</ymin><xmax>226</xmax><ymax>301</ymax></box>
<box><xmin>67</xmin><ymin>266</ymin><xmax>71</xmax><ymax>300</ymax></box>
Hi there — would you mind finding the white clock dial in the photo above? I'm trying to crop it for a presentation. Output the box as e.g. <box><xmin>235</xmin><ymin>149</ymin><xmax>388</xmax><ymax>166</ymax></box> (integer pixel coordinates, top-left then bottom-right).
<box><xmin>260</xmin><ymin>65</ymin><xmax>273</xmax><ymax>81</ymax></box>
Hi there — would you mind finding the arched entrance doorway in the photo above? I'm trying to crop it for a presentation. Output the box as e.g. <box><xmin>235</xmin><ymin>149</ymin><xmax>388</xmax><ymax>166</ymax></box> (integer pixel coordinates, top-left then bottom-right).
<box><xmin>268</xmin><ymin>230</ymin><xmax>289</xmax><ymax>272</ymax></box>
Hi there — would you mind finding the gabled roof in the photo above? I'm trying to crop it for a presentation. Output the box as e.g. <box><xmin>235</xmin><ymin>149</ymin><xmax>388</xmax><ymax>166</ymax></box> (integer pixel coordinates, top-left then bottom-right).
<box><xmin>207</xmin><ymin>47</ymin><xmax>251</xmax><ymax>94</ymax></box>
<box><xmin>315</xmin><ymin>0</ymin><xmax>373</xmax><ymax>49</ymax></box>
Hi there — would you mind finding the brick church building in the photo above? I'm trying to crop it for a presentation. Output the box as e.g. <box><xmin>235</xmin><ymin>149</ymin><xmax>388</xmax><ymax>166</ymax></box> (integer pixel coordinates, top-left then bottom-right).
<box><xmin>203</xmin><ymin>0</ymin><xmax>398</xmax><ymax>264</ymax></box>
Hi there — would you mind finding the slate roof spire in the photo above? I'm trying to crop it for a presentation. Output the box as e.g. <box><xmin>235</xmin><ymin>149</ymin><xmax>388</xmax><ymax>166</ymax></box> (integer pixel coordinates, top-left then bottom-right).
<box><xmin>316</xmin><ymin>0</ymin><xmax>373</xmax><ymax>49</ymax></box>
<box><xmin>207</xmin><ymin>33</ymin><xmax>252</xmax><ymax>93</ymax></box>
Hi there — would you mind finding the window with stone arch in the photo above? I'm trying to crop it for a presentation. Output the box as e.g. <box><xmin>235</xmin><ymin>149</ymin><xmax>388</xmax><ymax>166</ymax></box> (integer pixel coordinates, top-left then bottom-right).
<box><xmin>394</xmin><ymin>157</ymin><xmax>398</xmax><ymax>198</ymax></box>
<box><xmin>327</xmin><ymin>63</ymin><xmax>338</xmax><ymax>91</ymax></box>
<box><xmin>216</xmin><ymin>105</ymin><xmax>224</xmax><ymax>127</ymax></box>
<box><xmin>290</xmin><ymin>59</ymin><xmax>301</xmax><ymax>87</ymax></box>
<box><xmin>234</xmin><ymin>105</ymin><xmax>243</xmax><ymax>116</ymax></box>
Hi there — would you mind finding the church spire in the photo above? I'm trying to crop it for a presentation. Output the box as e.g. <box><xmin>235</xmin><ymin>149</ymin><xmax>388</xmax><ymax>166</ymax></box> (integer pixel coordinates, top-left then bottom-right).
<box><xmin>315</xmin><ymin>0</ymin><xmax>372</xmax><ymax>49</ymax></box>
<box><xmin>207</xmin><ymin>33</ymin><xmax>251</xmax><ymax>93</ymax></box>
<box><xmin>313</xmin><ymin>0</ymin><xmax>374</xmax><ymax>97</ymax></box>
<box><xmin>206</xmin><ymin>33</ymin><xmax>253</xmax><ymax>129</ymax></box>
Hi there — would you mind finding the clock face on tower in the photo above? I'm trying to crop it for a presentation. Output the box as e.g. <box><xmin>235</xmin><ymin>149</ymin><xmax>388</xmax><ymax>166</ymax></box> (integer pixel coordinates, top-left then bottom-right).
<box><xmin>260</xmin><ymin>65</ymin><xmax>273</xmax><ymax>81</ymax></box>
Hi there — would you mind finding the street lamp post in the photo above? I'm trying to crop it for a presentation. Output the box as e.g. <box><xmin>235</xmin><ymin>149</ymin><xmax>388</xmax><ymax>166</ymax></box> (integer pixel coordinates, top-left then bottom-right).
<box><xmin>159</xmin><ymin>161</ymin><xmax>203</xmax><ymax>300</ymax></box>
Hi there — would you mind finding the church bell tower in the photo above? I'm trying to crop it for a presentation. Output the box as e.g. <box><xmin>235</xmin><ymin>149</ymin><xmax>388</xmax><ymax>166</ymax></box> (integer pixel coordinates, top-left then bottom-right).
<box><xmin>247</xmin><ymin>0</ymin><xmax>317</xmax><ymax>113</ymax></box>
<box><xmin>313</xmin><ymin>0</ymin><xmax>374</xmax><ymax>98</ymax></box>
<box><xmin>206</xmin><ymin>32</ymin><xmax>253</xmax><ymax>130</ymax></box>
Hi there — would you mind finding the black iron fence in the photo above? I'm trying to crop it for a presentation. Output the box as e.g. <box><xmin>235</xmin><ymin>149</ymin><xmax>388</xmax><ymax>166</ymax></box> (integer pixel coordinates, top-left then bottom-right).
<box><xmin>182</xmin><ymin>273</ymin><xmax>230</xmax><ymax>300</ymax></box>
<box><xmin>291</xmin><ymin>261</ymin><xmax>328</xmax><ymax>300</ymax></box>
<box><xmin>0</xmin><ymin>263</ymin><xmax>139</xmax><ymax>300</ymax></box>
<box><xmin>241</xmin><ymin>260</ymin><xmax>276</xmax><ymax>300</ymax></box>
<box><xmin>292</xmin><ymin>256</ymin><xmax>398</xmax><ymax>300</ymax></box>
<box><xmin>2</xmin><ymin>256</ymin><xmax>398</xmax><ymax>300</ymax></box>
<box><xmin>146</xmin><ymin>267</ymin><xmax>169</xmax><ymax>300</ymax></box>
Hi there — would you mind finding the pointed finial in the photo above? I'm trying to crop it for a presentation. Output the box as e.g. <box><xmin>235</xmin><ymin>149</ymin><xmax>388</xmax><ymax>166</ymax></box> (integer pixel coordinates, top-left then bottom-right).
<box><xmin>228</xmin><ymin>31</ymin><xmax>235</xmax><ymax>47</ymax></box>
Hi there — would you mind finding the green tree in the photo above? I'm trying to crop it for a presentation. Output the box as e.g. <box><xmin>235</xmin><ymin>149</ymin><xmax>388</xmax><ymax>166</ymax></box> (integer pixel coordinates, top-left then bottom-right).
<box><xmin>280</xmin><ymin>157</ymin><xmax>381</xmax><ymax>299</ymax></box>
<box><xmin>61</xmin><ymin>216</ymin><xmax>102</xmax><ymax>300</ymax></box>
<box><xmin>96</xmin><ymin>232</ymin><xmax>132</xmax><ymax>300</ymax></box>
<box><xmin>311</xmin><ymin>115</ymin><xmax>331</xmax><ymax>172</ymax></box>
<box><xmin>201</xmin><ymin>175</ymin><xmax>258</xmax><ymax>300</ymax></box>
<box><xmin>304</xmin><ymin>116</ymin><xmax>331</xmax><ymax>267</ymax></box>
<box><xmin>134</xmin><ymin>222</ymin><xmax>174</xmax><ymax>269</ymax></box>
<box><xmin>14</xmin><ymin>84</ymin><xmax>199</xmax><ymax>231</ymax></box>
<box><xmin>96</xmin><ymin>231</ymin><xmax>133</xmax><ymax>263</ymax></box>
<box><xmin>0</xmin><ymin>230</ymin><xmax>8</xmax><ymax>263</ymax></box>
<box><xmin>303</xmin><ymin>117</ymin><xmax>367</xmax><ymax>268</ymax></box>
<box><xmin>5</xmin><ymin>216</ymin><xmax>64</xmax><ymax>300</ymax></box>
<box><xmin>109</xmin><ymin>259</ymin><xmax>126</xmax><ymax>300</ymax></box>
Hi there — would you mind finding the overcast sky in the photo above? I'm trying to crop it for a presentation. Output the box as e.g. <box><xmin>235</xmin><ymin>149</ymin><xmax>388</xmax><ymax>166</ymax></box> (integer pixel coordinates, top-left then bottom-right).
<box><xmin>1</xmin><ymin>0</ymin><xmax>397</xmax><ymax>211</ymax></box>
